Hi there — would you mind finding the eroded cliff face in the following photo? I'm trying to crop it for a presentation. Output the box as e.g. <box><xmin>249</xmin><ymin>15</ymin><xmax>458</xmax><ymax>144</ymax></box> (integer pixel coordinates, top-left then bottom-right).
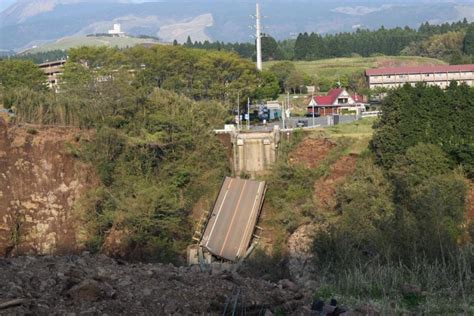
<box><xmin>0</xmin><ymin>119</ymin><xmax>96</xmax><ymax>256</ymax></box>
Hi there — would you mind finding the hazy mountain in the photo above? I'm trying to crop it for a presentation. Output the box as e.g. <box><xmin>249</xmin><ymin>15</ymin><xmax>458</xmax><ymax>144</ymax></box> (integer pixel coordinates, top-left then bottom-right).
<box><xmin>1</xmin><ymin>0</ymin><xmax>474</xmax><ymax>52</ymax></box>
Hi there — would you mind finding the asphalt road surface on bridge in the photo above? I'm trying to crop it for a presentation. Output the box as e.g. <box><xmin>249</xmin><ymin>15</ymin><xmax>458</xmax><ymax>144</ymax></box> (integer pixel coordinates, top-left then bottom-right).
<box><xmin>201</xmin><ymin>177</ymin><xmax>266</xmax><ymax>261</ymax></box>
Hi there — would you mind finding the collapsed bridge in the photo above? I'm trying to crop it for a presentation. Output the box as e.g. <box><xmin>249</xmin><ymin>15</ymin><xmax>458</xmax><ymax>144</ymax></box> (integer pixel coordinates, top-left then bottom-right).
<box><xmin>190</xmin><ymin>177</ymin><xmax>266</xmax><ymax>263</ymax></box>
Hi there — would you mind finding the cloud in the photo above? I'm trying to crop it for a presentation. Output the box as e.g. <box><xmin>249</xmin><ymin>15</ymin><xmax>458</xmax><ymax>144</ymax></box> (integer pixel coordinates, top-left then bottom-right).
<box><xmin>331</xmin><ymin>5</ymin><xmax>392</xmax><ymax>16</ymax></box>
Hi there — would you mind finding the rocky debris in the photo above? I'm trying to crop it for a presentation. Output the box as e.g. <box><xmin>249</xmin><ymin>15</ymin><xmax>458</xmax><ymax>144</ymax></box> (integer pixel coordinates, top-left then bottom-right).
<box><xmin>287</xmin><ymin>224</ymin><xmax>318</xmax><ymax>288</ymax></box>
<box><xmin>67</xmin><ymin>279</ymin><xmax>116</xmax><ymax>302</ymax></box>
<box><xmin>0</xmin><ymin>254</ymin><xmax>307</xmax><ymax>315</ymax></box>
<box><xmin>0</xmin><ymin>299</ymin><xmax>28</xmax><ymax>310</ymax></box>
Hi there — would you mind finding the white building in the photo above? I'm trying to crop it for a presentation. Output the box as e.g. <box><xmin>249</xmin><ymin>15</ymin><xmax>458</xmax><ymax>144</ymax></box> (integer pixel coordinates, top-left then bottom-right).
<box><xmin>108</xmin><ymin>24</ymin><xmax>125</xmax><ymax>37</ymax></box>
<box><xmin>365</xmin><ymin>64</ymin><xmax>474</xmax><ymax>89</ymax></box>
<box><xmin>307</xmin><ymin>88</ymin><xmax>366</xmax><ymax>116</ymax></box>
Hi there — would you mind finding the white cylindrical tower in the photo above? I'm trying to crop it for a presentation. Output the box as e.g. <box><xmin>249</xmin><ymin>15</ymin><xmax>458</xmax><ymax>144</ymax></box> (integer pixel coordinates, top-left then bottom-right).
<box><xmin>256</xmin><ymin>3</ymin><xmax>262</xmax><ymax>71</ymax></box>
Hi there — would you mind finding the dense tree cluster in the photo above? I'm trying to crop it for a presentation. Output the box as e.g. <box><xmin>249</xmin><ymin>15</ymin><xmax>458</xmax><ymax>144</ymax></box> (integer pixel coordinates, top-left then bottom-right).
<box><xmin>67</xmin><ymin>45</ymin><xmax>278</xmax><ymax>102</ymax></box>
<box><xmin>13</xmin><ymin>50</ymin><xmax>67</xmax><ymax>64</ymax></box>
<box><xmin>2</xmin><ymin>45</ymin><xmax>280</xmax><ymax>119</ymax></box>
<box><xmin>371</xmin><ymin>82</ymin><xmax>474</xmax><ymax>177</ymax></box>
<box><xmin>314</xmin><ymin>83</ymin><xmax>473</xmax><ymax>270</ymax></box>
<box><xmin>0</xmin><ymin>46</ymin><xmax>285</xmax><ymax>261</ymax></box>
<box><xmin>0</xmin><ymin>59</ymin><xmax>47</xmax><ymax>109</ymax></box>
<box><xmin>0</xmin><ymin>59</ymin><xmax>45</xmax><ymax>91</ymax></box>
<box><xmin>182</xmin><ymin>19</ymin><xmax>474</xmax><ymax>64</ymax></box>
<box><xmin>294</xmin><ymin>27</ymin><xmax>418</xmax><ymax>59</ymax></box>
<box><xmin>183</xmin><ymin>35</ymin><xmax>291</xmax><ymax>61</ymax></box>
<box><xmin>294</xmin><ymin>19</ymin><xmax>473</xmax><ymax>61</ymax></box>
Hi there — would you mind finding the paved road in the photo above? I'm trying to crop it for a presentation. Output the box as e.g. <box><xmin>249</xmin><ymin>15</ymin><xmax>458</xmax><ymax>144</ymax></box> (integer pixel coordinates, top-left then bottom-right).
<box><xmin>249</xmin><ymin>115</ymin><xmax>359</xmax><ymax>131</ymax></box>
<box><xmin>201</xmin><ymin>177</ymin><xmax>266</xmax><ymax>261</ymax></box>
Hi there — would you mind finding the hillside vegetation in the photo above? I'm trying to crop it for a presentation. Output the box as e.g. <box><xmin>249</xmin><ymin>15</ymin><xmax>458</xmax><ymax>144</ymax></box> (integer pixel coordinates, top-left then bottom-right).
<box><xmin>256</xmin><ymin>82</ymin><xmax>474</xmax><ymax>313</ymax></box>
<box><xmin>0</xmin><ymin>45</ymin><xmax>279</xmax><ymax>261</ymax></box>
<box><xmin>264</xmin><ymin>56</ymin><xmax>446</xmax><ymax>80</ymax></box>
<box><xmin>0</xmin><ymin>44</ymin><xmax>473</xmax><ymax>313</ymax></box>
<box><xmin>264</xmin><ymin>56</ymin><xmax>446</xmax><ymax>92</ymax></box>
<box><xmin>183</xmin><ymin>19</ymin><xmax>474</xmax><ymax>65</ymax></box>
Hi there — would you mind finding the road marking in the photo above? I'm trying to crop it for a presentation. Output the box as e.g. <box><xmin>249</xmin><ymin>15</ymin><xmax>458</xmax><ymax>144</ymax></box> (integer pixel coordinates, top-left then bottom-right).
<box><xmin>237</xmin><ymin>182</ymin><xmax>263</xmax><ymax>258</ymax></box>
<box><xmin>205</xmin><ymin>178</ymin><xmax>233</xmax><ymax>248</ymax></box>
<box><xmin>219</xmin><ymin>180</ymin><xmax>247</xmax><ymax>257</ymax></box>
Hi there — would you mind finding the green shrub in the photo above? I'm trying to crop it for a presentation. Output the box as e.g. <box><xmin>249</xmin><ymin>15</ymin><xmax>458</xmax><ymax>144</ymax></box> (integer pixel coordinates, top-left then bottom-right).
<box><xmin>78</xmin><ymin>89</ymin><xmax>229</xmax><ymax>263</ymax></box>
<box><xmin>26</xmin><ymin>128</ymin><xmax>37</xmax><ymax>135</ymax></box>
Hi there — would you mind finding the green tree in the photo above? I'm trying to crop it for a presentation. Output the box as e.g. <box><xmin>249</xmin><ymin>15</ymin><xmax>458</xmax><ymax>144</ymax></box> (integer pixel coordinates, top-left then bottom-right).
<box><xmin>268</xmin><ymin>61</ymin><xmax>296</xmax><ymax>93</ymax></box>
<box><xmin>463</xmin><ymin>24</ymin><xmax>474</xmax><ymax>55</ymax></box>
<box><xmin>284</xmin><ymin>70</ymin><xmax>304</xmax><ymax>94</ymax></box>
<box><xmin>388</xmin><ymin>144</ymin><xmax>466</xmax><ymax>260</ymax></box>
<box><xmin>185</xmin><ymin>36</ymin><xmax>193</xmax><ymax>47</ymax></box>
<box><xmin>79</xmin><ymin>88</ymin><xmax>229</xmax><ymax>262</ymax></box>
<box><xmin>261</xmin><ymin>35</ymin><xmax>279</xmax><ymax>61</ymax></box>
<box><xmin>328</xmin><ymin>156</ymin><xmax>395</xmax><ymax>262</ymax></box>
<box><xmin>390</xmin><ymin>143</ymin><xmax>451</xmax><ymax>189</ymax></box>
<box><xmin>371</xmin><ymin>84</ymin><xmax>474</xmax><ymax>176</ymax></box>
<box><xmin>0</xmin><ymin>59</ymin><xmax>45</xmax><ymax>91</ymax></box>
<box><xmin>254</xmin><ymin>70</ymin><xmax>280</xmax><ymax>100</ymax></box>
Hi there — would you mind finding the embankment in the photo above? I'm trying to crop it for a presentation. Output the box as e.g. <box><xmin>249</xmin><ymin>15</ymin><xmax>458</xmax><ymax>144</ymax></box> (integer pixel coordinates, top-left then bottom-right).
<box><xmin>0</xmin><ymin>120</ymin><xmax>96</xmax><ymax>256</ymax></box>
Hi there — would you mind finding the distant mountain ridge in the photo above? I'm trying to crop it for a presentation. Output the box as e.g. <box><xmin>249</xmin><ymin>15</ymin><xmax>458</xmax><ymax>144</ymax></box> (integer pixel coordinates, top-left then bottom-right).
<box><xmin>1</xmin><ymin>0</ymin><xmax>474</xmax><ymax>52</ymax></box>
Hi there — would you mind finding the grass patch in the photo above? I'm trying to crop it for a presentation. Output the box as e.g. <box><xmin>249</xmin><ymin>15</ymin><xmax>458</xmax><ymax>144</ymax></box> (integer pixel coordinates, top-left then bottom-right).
<box><xmin>263</xmin><ymin>56</ymin><xmax>446</xmax><ymax>82</ymax></box>
<box><xmin>314</xmin><ymin>249</ymin><xmax>474</xmax><ymax>314</ymax></box>
<box><xmin>314</xmin><ymin>117</ymin><xmax>377</xmax><ymax>154</ymax></box>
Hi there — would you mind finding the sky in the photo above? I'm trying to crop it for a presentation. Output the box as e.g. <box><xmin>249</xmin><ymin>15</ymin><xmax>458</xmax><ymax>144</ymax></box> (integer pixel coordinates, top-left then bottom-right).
<box><xmin>0</xmin><ymin>0</ymin><xmax>15</xmax><ymax>12</ymax></box>
<box><xmin>1</xmin><ymin>0</ymin><xmax>473</xmax><ymax>14</ymax></box>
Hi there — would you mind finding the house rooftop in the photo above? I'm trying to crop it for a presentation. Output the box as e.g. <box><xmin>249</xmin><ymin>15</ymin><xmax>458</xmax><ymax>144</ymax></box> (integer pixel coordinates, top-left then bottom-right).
<box><xmin>310</xmin><ymin>88</ymin><xmax>363</xmax><ymax>106</ymax></box>
<box><xmin>365</xmin><ymin>64</ymin><xmax>474</xmax><ymax>76</ymax></box>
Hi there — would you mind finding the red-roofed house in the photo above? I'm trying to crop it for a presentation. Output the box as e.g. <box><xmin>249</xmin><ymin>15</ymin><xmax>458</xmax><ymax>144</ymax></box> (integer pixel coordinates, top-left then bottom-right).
<box><xmin>365</xmin><ymin>64</ymin><xmax>474</xmax><ymax>89</ymax></box>
<box><xmin>307</xmin><ymin>88</ymin><xmax>366</xmax><ymax>116</ymax></box>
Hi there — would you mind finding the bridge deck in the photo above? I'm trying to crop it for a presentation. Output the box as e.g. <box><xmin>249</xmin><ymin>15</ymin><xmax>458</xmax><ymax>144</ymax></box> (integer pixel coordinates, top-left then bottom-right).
<box><xmin>200</xmin><ymin>177</ymin><xmax>266</xmax><ymax>261</ymax></box>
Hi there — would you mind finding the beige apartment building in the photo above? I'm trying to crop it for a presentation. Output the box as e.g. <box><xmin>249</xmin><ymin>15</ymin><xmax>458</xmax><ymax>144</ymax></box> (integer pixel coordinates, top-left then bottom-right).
<box><xmin>38</xmin><ymin>59</ymin><xmax>66</xmax><ymax>90</ymax></box>
<box><xmin>365</xmin><ymin>64</ymin><xmax>474</xmax><ymax>89</ymax></box>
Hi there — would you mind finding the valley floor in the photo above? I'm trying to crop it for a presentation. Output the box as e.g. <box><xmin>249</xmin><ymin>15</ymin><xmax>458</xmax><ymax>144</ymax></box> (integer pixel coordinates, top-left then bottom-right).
<box><xmin>0</xmin><ymin>254</ymin><xmax>307</xmax><ymax>315</ymax></box>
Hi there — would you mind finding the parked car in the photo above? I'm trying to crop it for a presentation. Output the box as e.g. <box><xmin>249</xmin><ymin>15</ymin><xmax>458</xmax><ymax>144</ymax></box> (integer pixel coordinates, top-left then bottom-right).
<box><xmin>296</xmin><ymin>119</ymin><xmax>308</xmax><ymax>127</ymax></box>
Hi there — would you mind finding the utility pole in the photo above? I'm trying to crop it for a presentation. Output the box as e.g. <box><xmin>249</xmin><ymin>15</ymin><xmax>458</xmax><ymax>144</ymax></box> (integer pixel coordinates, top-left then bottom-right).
<box><xmin>281</xmin><ymin>96</ymin><xmax>285</xmax><ymax>130</ymax></box>
<box><xmin>237</xmin><ymin>92</ymin><xmax>240</xmax><ymax>130</ymax></box>
<box><xmin>285</xmin><ymin>92</ymin><xmax>290</xmax><ymax>130</ymax></box>
<box><xmin>312</xmin><ymin>91</ymin><xmax>315</xmax><ymax>127</ymax></box>
<box><xmin>255</xmin><ymin>2</ymin><xmax>263</xmax><ymax>71</ymax></box>
<box><xmin>247</xmin><ymin>97</ymin><xmax>250</xmax><ymax>130</ymax></box>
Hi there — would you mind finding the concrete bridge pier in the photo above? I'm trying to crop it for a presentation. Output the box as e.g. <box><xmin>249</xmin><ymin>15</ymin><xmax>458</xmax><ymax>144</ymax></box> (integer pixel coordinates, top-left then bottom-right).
<box><xmin>231</xmin><ymin>126</ymin><xmax>280</xmax><ymax>178</ymax></box>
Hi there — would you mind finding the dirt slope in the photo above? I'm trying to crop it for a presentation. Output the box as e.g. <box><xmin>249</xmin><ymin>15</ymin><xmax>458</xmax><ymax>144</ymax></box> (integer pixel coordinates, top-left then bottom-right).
<box><xmin>0</xmin><ymin>120</ymin><xmax>96</xmax><ymax>257</ymax></box>
<box><xmin>314</xmin><ymin>155</ymin><xmax>357</xmax><ymax>212</ymax></box>
<box><xmin>289</xmin><ymin>137</ymin><xmax>335</xmax><ymax>169</ymax></box>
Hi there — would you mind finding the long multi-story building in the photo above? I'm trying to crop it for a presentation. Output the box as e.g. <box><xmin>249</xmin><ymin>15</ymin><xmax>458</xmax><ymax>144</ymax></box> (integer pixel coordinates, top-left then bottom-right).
<box><xmin>38</xmin><ymin>59</ymin><xmax>66</xmax><ymax>90</ymax></box>
<box><xmin>365</xmin><ymin>64</ymin><xmax>474</xmax><ymax>89</ymax></box>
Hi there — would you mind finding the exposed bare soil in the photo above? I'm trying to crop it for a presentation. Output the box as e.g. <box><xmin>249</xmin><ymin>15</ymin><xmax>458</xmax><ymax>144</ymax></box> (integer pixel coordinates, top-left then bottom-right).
<box><xmin>0</xmin><ymin>120</ymin><xmax>97</xmax><ymax>257</ymax></box>
<box><xmin>288</xmin><ymin>137</ymin><xmax>335</xmax><ymax>169</ymax></box>
<box><xmin>313</xmin><ymin>155</ymin><xmax>357</xmax><ymax>212</ymax></box>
